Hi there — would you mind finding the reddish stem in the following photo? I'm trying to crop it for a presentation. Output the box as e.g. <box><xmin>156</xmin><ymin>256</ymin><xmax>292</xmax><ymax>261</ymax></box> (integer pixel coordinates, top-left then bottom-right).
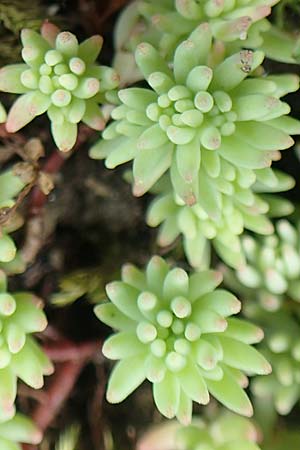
<box><xmin>22</xmin><ymin>338</ymin><xmax>101</xmax><ymax>450</ymax></box>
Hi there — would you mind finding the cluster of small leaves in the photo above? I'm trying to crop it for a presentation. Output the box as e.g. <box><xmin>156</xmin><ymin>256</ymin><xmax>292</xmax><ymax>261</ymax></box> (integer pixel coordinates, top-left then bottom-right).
<box><xmin>96</xmin><ymin>255</ymin><xmax>271</xmax><ymax>423</ymax></box>
<box><xmin>0</xmin><ymin>270</ymin><xmax>53</xmax><ymax>423</ymax></box>
<box><xmin>146</xmin><ymin>173</ymin><xmax>294</xmax><ymax>269</ymax></box>
<box><xmin>222</xmin><ymin>220</ymin><xmax>300</xmax><ymax>414</ymax></box>
<box><xmin>91</xmin><ymin>24</ymin><xmax>300</xmax><ymax>205</ymax></box>
<box><xmin>224</xmin><ymin>220</ymin><xmax>300</xmax><ymax>310</ymax></box>
<box><xmin>114</xmin><ymin>0</ymin><xmax>299</xmax><ymax>80</ymax></box>
<box><xmin>0</xmin><ymin>22</ymin><xmax>119</xmax><ymax>151</ymax></box>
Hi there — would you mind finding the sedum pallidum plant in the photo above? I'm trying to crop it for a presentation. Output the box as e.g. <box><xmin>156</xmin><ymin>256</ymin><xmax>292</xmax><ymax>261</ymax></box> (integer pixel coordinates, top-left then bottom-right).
<box><xmin>95</xmin><ymin>255</ymin><xmax>271</xmax><ymax>424</ymax></box>
<box><xmin>90</xmin><ymin>24</ymin><xmax>300</xmax><ymax>204</ymax></box>
<box><xmin>0</xmin><ymin>22</ymin><xmax>119</xmax><ymax>151</ymax></box>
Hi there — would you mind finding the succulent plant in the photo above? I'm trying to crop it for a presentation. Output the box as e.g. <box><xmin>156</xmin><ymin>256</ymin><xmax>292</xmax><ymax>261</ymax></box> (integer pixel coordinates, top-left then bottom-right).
<box><xmin>175</xmin><ymin>411</ymin><xmax>261</xmax><ymax>450</ymax></box>
<box><xmin>0</xmin><ymin>21</ymin><xmax>120</xmax><ymax>151</ymax></box>
<box><xmin>223</xmin><ymin>219</ymin><xmax>300</xmax><ymax>310</ymax></box>
<box><xmin>146</xmin><ymin>171</ymin><xmax>294</xmax><ymax>269</ymax></box>
<box><xmin>241</xmin><ymin>302</ymin><xmax>300</xmax><ymax>416</ymax></box>
<box><xmin>0</xmin><ymin>412</ymin><xmax>42</xmax><ymax>449</ymax></box>
<box><xmin>0</xmin><ymin>270</ymin><xmax>53</xmax><ymax>422</ymax></box>
<box><xmin>91</xmin><ymin>23</ymin><xmax>300</xmax><ymax>208</ymax></box>
<box><xmin>113</xmin><ymin>0</ymin><xmax>298</xmax><ymax>83</ymax></box>
<box><xmin>95</xmin><ymin>255</ymin><xmax>271</xmax><ymax>423</ymax></box>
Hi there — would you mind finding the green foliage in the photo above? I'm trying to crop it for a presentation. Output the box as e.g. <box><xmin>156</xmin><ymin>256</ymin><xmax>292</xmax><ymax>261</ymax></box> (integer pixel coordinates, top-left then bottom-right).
<box><xmin>91</xmin><ymin>23</ymin><xmax>299</xmax><ymax>208</ymax></box>
<box><xmin>0</xmin><ymin>413</ymin><xmax>42</xmax><ymax>449</ymax></box>
<box><xmin>0</xmin><ymin>22</ymin><xmax>120</xmax><ymax>151</ymax></box>
<box><xmin>114</xmin><ymin>0</ymin><xmax>299</xmax><ymax>73</ymax></box>
<box><xmin>50</xmin><ymin>268</ymin><xmax>105</xmax><ymax>306</ymax></box>
<box><xmin>176</xmin><ymin>411</ymin><xmax>261</xmax><ymax>450</ymax></box>
<box><xmin>146</xmin><ymin>174</ymin><xmax>294</xmax><ymax>269</ymax></box>
<box><xmin>225</xmin><ymin>220</ymin><xmax>300</xmax><ymax>310</ymax></box>
<box><xmin>95</xmin><ymin>255</ymin><xmax>271</xmax><ymax>423</ymax></box>
<box><xmin>0</xmin><ymin>270</ymin><xmax>52</xmax><ymax>422</ymax></box>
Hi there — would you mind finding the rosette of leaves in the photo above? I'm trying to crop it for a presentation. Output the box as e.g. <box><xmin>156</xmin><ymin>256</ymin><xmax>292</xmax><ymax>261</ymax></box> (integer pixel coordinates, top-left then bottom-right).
<box><xmin>223</xmin><ymin>219</ymin><xmax>300</xmax><ymax>310</ymax></box>
<box><xmin>95</xmin><ymin>255</ymin><xmax>271</xmax><ymax>423</ymax></box>
<box><xmin>0</xmin><ymin>21</ymin><xmax>119</xmax><ymax>151</ymax></box>
<box><xmin>146</xmin><ymin>171</ymin><xmax>294</xmax><ymax>269</ymax></box>
<box><xmin>114</xmin><ymin>0</ymin><xmax>297</xmax><ymax>78</ymax></box>
<box><xmin>0</xmin><ymin>412</ymin><xmax>42</xmax><ymax>449</ymax></box>
<box><xmin>176</xmin><ymin>411</ymin><xmax>261</xmax><ymax>450</ymax></box>
<box><xmin>90</xmin><ymin>23</ymin><xmax>300</xmax><ymax>209</ymax></box>
<box><xmin>0</xmin><ymin>270</ymin><xmax>53</xmax><ymax>422</ymax></box>
<box><xmin>0</xmin><ymin>170</ymin><xmax>25</xmax><ymax>264</ymax></box>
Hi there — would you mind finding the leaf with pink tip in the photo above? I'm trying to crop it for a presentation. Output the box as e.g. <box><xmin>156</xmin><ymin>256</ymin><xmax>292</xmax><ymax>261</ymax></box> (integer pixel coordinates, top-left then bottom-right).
<box><xmin>153</xmin><ymin>372</ymin><xmax>180</xmax><ymax>419</ymax></box>
<box><xmin>51</xmin><ymin>121</ymin><xmax>77</xmax><ymax>152</ymax></box>
<box><xmin>0</xmin><ymin>64</ymin><xmax>28</xmax><ymax>93</ymax></box>
<box><xmin>0</xmin><ymin>413</ymin><xmax>42</xmax><ymax>444</ymax></box>
<box><xmin>21</xmin><ymin>29</ymin><xmax>50</xmax><ymax>53</ymax></box>
<box><xmin>106</xmin><ymin>355</ymin><xmax>146</xmax><ymax>403</ymax></box>
<box><xmin>206</xmin><ymin>366</ymin><xmax>253</xmax><ymax>417</ymax></box>
<box><xmin>6</xmin><ymin>91</ymin><xmax>51</xmax><ymax>132</ymax></box>
<box><xmin>82</xmin><ymin>101</ymin><xmax>105</xmax><ymax>130</ymax></box>
<box><xmin>78</xmin><ymin>35</ymin><xmax>103</xmax><ymax>64</ymax></box>
<box><xmin>40</xmin><ymin>21</ymin><xmax>60</xmax><ymax>46</ymax></box>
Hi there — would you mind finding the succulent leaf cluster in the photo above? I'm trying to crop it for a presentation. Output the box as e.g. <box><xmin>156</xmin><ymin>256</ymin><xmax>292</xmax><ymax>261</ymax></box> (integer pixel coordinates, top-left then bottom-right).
<box><xmin>0</xmin><ymin>270</ymin><xmax>52</xmax><ymax>422</ymax></box>
<box><xmin>0</xmin><ymin>22</ymin><xmax>119</xmax><ymax>151</ymax></box>
<box><xmin>91</xmin><ymin>24</ymin><xmax>299</xmax><ymax>213</ymax></box>
<box><xmin>176</xmin><ymin>412</ymin><xmax>261</xmax><ymax>450</ymax></box>
<box><xmin>243</xmin><ymin>304</ymin><xmax>300</xmax><ymax>416</ymax></box>
<box><xmin>224</xmin><ymin>220</ymin><xmax>300</xmax><ymax>310</ymax></box>
<box><xmin>146</xmin><ymin>173</ymin><xmax>294</xmax><ymax>269</ymax></box>
<box><xmin>95</xmin><ymin>256</ymin><xmax>271</xmax><ymax>423</ymax></box>
<box><xmin>114</xmin><ymin>0</ymin><xmax>281</xmax><ymax>64</ymax></box>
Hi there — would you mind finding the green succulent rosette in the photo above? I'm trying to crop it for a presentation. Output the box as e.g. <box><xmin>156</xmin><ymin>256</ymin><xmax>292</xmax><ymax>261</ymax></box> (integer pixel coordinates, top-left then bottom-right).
<box><xmin>114</xmin><ymin>0</ymin><xmax>297</xmax><ymax>79</ymax></box>
<box><xmin>0</xmin><ymin>21</ymin><xmax>119</xmax><ymax>151</ymax></box>
<box><xmin>176</xmin><ymin>411</ymin><xmax>261</xmax><ymax>450</ymax></box>
<box><xmin>146</xmin><ymin>171</ymin><xmax>294</xmax><ymax>269</ymax></box>
<box><xmin>0</xmin><ymin>270</ymin><xmax>53</xmax><ymax>422</ymax></box>
<box><xmin>223</xmin><ymin>219</ymin><xmax>300</xmax><ymax>310</ymax></box>
<box><xmin>95</xmin><ymin>255</ymin><xmax>271</xmax><ymax>423</ymax></box>
<box><xmin>91</xmin><ymin>23</ymin><xmax>300</xmax><ymax>207</ymax></box>
<box><xmin>0</xmin><ymin>413</ymin><xmax>42</xmax><ymax>449</ymax></box>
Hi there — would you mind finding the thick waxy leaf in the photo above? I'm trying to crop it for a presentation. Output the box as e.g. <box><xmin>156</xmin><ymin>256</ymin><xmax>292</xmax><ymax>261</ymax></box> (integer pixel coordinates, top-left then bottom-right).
<box><xmin>235</xmin><ymin>122</ymin><xmax>294</xmax><ymax>150</ymax></box>
<box><xmin>107</xmin><ymin>355</ymin><xmax>146</xmax><ymax>403</ymax></box>
<box><xmin>102</xmin><ymin>332</ymin><xmax>146</xmax><ymax>359</ymax></box>
<box><xmin>78</xmin><ymin>35</ymin><xmax>103</xmax><ymax>64</ymax></box>
<box><xmin>178</xmin><ymin>361</ymin><xmax>209</xmax><ymax>404</ymax></box>
<box><xmin>106</xmin><ymin>282</ymin><xmax>142</xmax><ymax>321</ymax></box>
<box><xmin>206</xmin><ymin>367</ymin><xmax>253</xmax><ymax>416</ymax></box>
<box><xmin>133</xmin><ymin>143</ymin><xmax>173</xmax><ymax>196</ymax></box>
<box><xmin>6</xmin><ymin>92</ymin><xmax>51</xmax><ymax>132</ymax></box>
<box><xmin>211</xmin><ymin>51</ymin><xmax>264</xmax><ymax>91</ymax></box>
<box><xmin>153</xmin><ymin>372</ymin><xmax>180</xmax><ymax>418</ymax></box>
<box><xmin>51</xmin><ymin>121</ymin><xmax>77</xmax><ymax>152</ymax></box>
<box><xmin>218</xmin><ymin>336</ymin><xmax>271</xmax><ymax>374</ymax></box>
<box><xmin>135</xmin><ymin>43</ymin><xmax>172</xmax><ymax>79</ymax></box>
<box><xmin>94</xmin><ymin>303</ymin><xmax>136</xmax><ymax>331</ymax></box>
<box><xmin>0</xmin><ymin>65</ymin><xmax>28</xmax><ymax>93</ymax></box>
